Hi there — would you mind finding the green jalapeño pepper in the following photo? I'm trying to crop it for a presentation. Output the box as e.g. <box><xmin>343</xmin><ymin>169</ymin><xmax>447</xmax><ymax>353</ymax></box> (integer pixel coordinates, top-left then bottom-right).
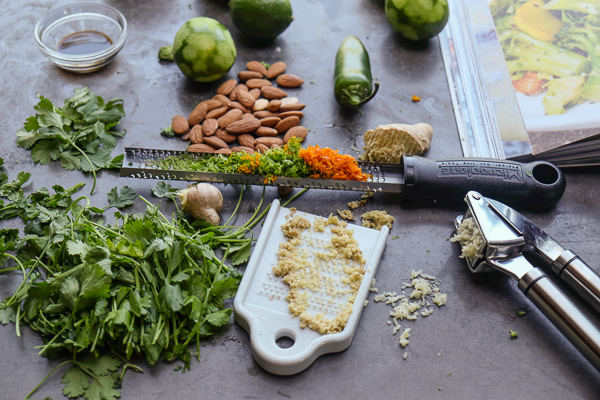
<box><xmin>334</xmin><ymin>36</ymin><xmax>380</xmax><ymax>109</ymax></box>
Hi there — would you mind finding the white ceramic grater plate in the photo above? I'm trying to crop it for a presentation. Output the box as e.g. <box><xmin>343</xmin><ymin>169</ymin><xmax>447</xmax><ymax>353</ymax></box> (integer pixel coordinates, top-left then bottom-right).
<box><xmin>233</xmin><ymin>200</ymin><xmax>389</xmax><ymax>375</ymax></box>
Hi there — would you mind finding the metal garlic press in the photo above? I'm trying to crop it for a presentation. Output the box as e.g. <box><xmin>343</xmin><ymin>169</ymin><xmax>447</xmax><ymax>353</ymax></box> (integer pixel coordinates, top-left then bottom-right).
<box><xmin>454</xmin><ymin>191</ymin><xmax>600</xmax><ymax>372</ymax></box>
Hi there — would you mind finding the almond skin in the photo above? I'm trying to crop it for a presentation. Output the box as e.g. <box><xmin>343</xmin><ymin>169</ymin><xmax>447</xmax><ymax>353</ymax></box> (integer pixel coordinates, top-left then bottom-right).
<box><xmin>202</xmin><ymin>118</ymin><xmax>219</xmax><ymax>136</ymax></box>
<box><xmin>216</xmin><ymin>79</ymin><xmax>237</xmax><ymax>96</ymax></box>
<box><xmin>238</xmin><ymin>70</ymin><xmax>263</xmax><ymax>82</ymax></box>
<box><xmin>276</xmin><ymin>74</ymin><xmax>304</xmax><ymax>88</ymax></box>
<box><xmin>237</xmin><ymin>133</ymin><xmax>256</xmax><ymax>149</ymax></box>
<box><xmin>275</xmin><ymin>116</ymin><xmax>301</xmax><ymax>133</ymax></box>
<box><xmin>255</xmin><ymin>143</ymin><xmax>270</xmax><ymax>153</ymax></box>
<box><xmin>261</xmin><ymin>86</ymin><xmax>288</xmax><ymax>100</ymax></box>
<box><xmin>226</xmin><ymin>117</ymin><xmax>262</xmax><ymax>134</ymax></box>
<box><xmin>212</xmin><ymin>94</ymin><xmax>232</xmax><ymax>108</ymax></box>
<box><xmin>283</xmin><ymin>126</ymin><xmax>308</xmax><ymax>143</ymax></box>
<box><xmin>266</xmin><ymin>61</ymin><xmax>287</xmax><ymax>79</ymax></box>
<box><xmin>256</xmin><ymin>137</ymin><xmax>284</xmax><ymax>147</ymax></box>
<box><xmin>187</xmin><ymin>144</ymin><xmax>215</xmax><ymax>153</ymax></box>
<box><xmin>259</xmin><ymin>116</ymin><xmax>281</xmax><ymax>127</ymax></box>
<box><xmin>205</xmin><ymin>106</ymin><xmax>229</xmax><ymax>120</ymax></box>
<box><xmin>203</xmin><ymin>135</ymin><xmax>228</xmax><ymax>149</ymax></box>
<box><xmin>172</xmin><ymin>115</ymin><xmax>189</xmax><ymax>135</ymax></box>
<box><xmin>254</xmin><ymin>126</ymin><xmax>278</xmax><ymax>137</ymax></box>
<box><xmin>215</xmin><ymin>148</ymin><xmax>233</xmax><ymax>155</ymax></box>
<box><xmin>245</xmin><ymin>78</ymin><xmax>272</xmax><ymax>89</ymax></box>
<box><xmin>278</xmin><ymin>111</ymin><xmax>304</xmax><ymax>119</ymax></box>
<box><xmin>189</xmin><ymin>124</ymin><xmax>204</xmax><ymax>144</ymax></box>
<box><xmin>231</xmin><ymin>146</ymin><xmax>255</xmax><ymax>154</ymax></box>
<box><xmin>217</xmin><ymin>109</ymin><xmax>244</xmax><ymax>128</ymax></box>
<box><xmin>246</xmin><ymin>61</ymin><xmax>268</xmax><ymax>76</ymax></box>
<box><xmin>236</xmin><ymin>90</ymin><xmax>256</xmax><ymax>109</ymax></box>
<box><xmin>214</xmin><ymin>128</ymin><xmax>237</xmax><ymax>143</ymax></box>
<box><xmin>266</xmin><ymin>99</ymin><xmax>282</xmax><ymax>112</ymax></box>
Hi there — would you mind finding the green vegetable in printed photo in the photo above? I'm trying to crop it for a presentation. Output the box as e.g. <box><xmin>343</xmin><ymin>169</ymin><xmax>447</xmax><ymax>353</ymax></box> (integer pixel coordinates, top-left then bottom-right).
<box><xmin>16</xmin><ymin>87</ymin><xmax>126</xmax><ymax>194</ymax></box>
<box><xmin>333</xmin><ymin>36</ymin><xmax>379</xmax><ymax>110</ymax></box>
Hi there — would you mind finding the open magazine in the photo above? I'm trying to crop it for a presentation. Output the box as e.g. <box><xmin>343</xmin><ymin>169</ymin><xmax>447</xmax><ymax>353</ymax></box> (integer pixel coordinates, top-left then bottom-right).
<box><xmin>440</xmin><ymin>0</ymin><xmax>600</xmax><ymax>166</ymax></box>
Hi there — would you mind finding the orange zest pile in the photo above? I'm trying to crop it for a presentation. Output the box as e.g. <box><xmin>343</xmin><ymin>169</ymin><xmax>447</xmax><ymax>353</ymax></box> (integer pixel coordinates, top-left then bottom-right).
<box><xmin>299</xmin><ymin>145</ymin><xmax>370</xmax><ymax>181</ymax></box>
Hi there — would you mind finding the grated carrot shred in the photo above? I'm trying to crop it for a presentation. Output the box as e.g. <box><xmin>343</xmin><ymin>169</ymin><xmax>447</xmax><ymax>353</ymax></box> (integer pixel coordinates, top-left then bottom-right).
<box><xmin>299</xmin><ymin>145</ymin><xmax>370</xmax><ymax>181</ymax></box>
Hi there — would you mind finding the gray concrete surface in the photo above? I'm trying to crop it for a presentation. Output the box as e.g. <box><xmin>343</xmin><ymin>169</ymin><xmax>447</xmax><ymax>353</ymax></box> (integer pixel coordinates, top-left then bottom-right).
<box><xmin>1</xmin><ymin>0</ymin><xmax>600</xmax><ymax>399</ymax></box>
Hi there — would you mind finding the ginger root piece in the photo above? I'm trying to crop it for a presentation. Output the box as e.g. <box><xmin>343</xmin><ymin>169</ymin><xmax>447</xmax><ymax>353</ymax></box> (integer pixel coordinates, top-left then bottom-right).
<box><xmin>178</xmin><ymin>183</ymin><xmax>223</xmax><ymax>225</ymax></box>
<box><xmin>359</xmin><ymin>123</ymin><xmax>433</xmax><ymax>164</ymax></box>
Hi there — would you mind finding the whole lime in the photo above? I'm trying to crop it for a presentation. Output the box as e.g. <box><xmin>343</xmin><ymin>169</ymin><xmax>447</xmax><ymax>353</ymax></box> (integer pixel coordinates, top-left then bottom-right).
<box><xmin>172</xmin><ymin>17</ymin><xmax>237</xmax><ymax>82</ymax></box>
<box><xmin>229</xmin><ymin>0</ymin><xmax>293</xmax><ymax>42</ymax></box>
<box><xmin>385</xmin><ymin>0</ymin><xmax>449</xmax><ymax>41</ymax></box>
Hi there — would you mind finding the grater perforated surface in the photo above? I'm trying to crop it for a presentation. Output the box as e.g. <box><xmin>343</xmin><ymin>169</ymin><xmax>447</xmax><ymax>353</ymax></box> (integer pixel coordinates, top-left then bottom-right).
<box><xmin>233</xmin><ymin>200</ymin><xmax>388</xmax><ymax>375</ymax></box>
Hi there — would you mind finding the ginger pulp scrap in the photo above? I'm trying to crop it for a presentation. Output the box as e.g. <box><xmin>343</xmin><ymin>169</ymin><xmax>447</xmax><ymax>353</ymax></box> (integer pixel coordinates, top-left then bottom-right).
<box><xmin>359</xmin><ymin>123</ymin><xmax>433</xmax><ymax>164</ymax></box>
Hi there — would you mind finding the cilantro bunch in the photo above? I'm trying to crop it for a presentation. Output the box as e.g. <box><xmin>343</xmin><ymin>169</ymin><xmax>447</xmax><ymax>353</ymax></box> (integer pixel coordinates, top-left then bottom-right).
<box><xmin>1</xmin><ymin>158</ymin><xmax>294</xmax><ymax>399</ymax></box>
<box><xmin>16</xmin><ymin>87</ymin><xmax>126</xmax><ymax>194</ymax></box>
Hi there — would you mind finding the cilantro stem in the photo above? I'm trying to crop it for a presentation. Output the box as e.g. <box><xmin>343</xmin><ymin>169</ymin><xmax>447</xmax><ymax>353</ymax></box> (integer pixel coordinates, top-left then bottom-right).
<box><xmin>24</xmin><ymin>359</ymin><xmax>74</xmax><ymax>400</ymax></box>
<box><xmin>37</xmin><ymin>314</ymin><xmax>74</xmax><ymax>356</ymax></box>
<box><xmin>223</xmin><ymin>185</ymin><xmax>245</xmax><ymax>227</ymax></box>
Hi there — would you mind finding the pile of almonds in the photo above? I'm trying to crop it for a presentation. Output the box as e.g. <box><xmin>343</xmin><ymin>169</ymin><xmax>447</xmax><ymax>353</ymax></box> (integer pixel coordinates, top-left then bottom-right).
<box><xmin>170</xmin><ymin>61</ymin><xmax>308</xmax><ymax>155</ymax></box>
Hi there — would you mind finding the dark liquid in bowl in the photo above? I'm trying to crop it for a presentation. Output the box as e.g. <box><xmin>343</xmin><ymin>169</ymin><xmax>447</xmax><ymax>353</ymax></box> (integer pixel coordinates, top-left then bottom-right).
<box><xmin>56</xmin><ymin>30</ymin><xmax>113</xmax><ymax>55</ymax></box>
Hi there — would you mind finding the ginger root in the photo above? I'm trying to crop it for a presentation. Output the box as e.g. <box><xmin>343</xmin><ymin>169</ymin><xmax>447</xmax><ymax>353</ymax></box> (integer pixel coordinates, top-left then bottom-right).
<box><xmin>359</xmin><ymin>123</ymin><xmax>433</xmax><ymax>164</ymax></box>
<box><xmin>178</xmin><ymin>183</ymin><xmax>223</xmax><ymax>225</ymax></box>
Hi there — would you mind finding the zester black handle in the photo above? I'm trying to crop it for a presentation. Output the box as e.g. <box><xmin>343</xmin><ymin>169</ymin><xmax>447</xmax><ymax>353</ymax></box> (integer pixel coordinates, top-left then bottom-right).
<box><xmin>401</xmin><ymin>155</ymin><xmax>566</xmax><ymax>210</ymax></box>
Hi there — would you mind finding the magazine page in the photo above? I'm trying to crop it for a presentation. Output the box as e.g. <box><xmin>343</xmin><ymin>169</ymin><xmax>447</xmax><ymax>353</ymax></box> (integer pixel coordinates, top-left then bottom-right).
<box><xmin>488</xmin><ymin>0</ymin><xmax>600</xmax><ymax>157</ymax></box>
<box><xmin>442</xmin><ymin>0</ymin><xmax>531</xmax><ymax>159</ymax></box>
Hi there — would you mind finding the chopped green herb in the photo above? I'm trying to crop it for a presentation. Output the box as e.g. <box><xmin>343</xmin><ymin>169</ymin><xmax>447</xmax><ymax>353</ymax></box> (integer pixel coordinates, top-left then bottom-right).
<box><xmin>392</xmin><ymin>236</ymin><xmax>399</xmax><ymax>240</ymax></box>
<box><xmin>510</xmin><ymin>330</ymin><xmax>519</xmax><ymax>339</ymax></box>
<box><xmin>516</xmin><ymin>311</ymin><xmax>526</xmax><ymax>316</ymax></box>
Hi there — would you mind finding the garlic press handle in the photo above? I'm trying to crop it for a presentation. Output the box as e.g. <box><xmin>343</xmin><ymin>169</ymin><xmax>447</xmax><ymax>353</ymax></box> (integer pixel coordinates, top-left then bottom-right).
<box><xmin>552</xmin><ymin>250</ymin><xmax>600</xmax><ymax>315</ymax></box>
<box><xmin>519</xmin><ymin>268</ymin><xmax>600</xmax><ymax>372</ymax></box>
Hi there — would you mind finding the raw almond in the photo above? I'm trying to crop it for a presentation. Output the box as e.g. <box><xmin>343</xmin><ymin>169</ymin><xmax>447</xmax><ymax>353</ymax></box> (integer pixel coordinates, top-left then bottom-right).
<box><xmin>205</xmin><ymin>106</ymin><xmax>229</xmax><ymax>119</ymax></box>
<box><xmin>245</xmin><ymin>78</ymin><xmax>272</xmax><ymax>89</ymax></box>
<box><xmin>278</xmin><ymin>111</ymin><xmax>304</xmax><ymax>119</ymax></box>
<box><xmin>172</xmin><ymin>115</ymin><xmax>189</xmax><ymax>135</ymax></box>
<box><xmin>236</xmin><ymin>90</ymin><xmax>256</xmax><ymax>109</ymax></box>
<box><xmin>255</xmin><ymin>143</ymin><xmax>270</xmax><ymax>153</ymax></box>
<box><xmin>252</xmin><ymin>98</ymin><xmax>269</xmax><ymax>111</ymax></box>
<box><xmin>229</xmin><ymin>84</ymin><xmax>249</xmax><ymax>101</ymax></box>
<box><xmin>256</xmin><ymin>137</ymin><xmax>284</xmax><ymax>147</ymax></box>
<box><xmin>249</xmin><ymin>88</ymin><xmax>261</xmax><ymax>100</ymax></box>
<box><xmin>226</xmin><ymin>117</ymin><xmax>262</xmax><ymax>134</ymax></box>
<box><xmin>212</xmin><ymin>94</ymin><xmax>232</xmax><ymax>108</ymax></box>
<box><xmin>189</xmin><ymin>124</ymin><xmax>204</xmax><ymax>144</ymax></box>
<box><xmin>276</xmin><ymin>74</ymin><xmax>304</xmax><ymax>88</ymax></box>
<box><xmin>216</xmin><ymin>78</ymin><xmax>237</xmax><ymax>96</ymax></box>
<box><xmin>214</xmin><ymin>128</ymin><xmax>237</xmax><ymax>143</ymax></box>
<box><xmin>215</xmin><ymin>148</ymin><xmax>233</xmax><ymax>155</ymax></box>
<box><xmin>217</xmin><ymin>108</ymin><xmax>243</xmax><ymax>128</ymax></box>
<box><xmin>266</xmin><ymin>61</ymin><xmax>287</xmax><ymax>79</ymax></box>
<box><xmin>253</xmin><ymin>110</ymin><xmax>278</xmax><ymax>119</ymax></box>
<box><xmin>181</xmin><ymin>132</ymin><xmax>191</xmax><ymax>141</ymax></box>
<box><xmin>238</xmin><ymin>70</ymin><xmax>263</xmax><ymax>82</ymax></box>
<box><xmin>260</xmin><ymin>116</ymin><xmax>281</xmax><ymax>127</ymax></box>
<box><xmin>229</xmin><ymin>101</ymin><xmax>251</xmax><ymax>113</ymax></box>
<box><xmin>254</xmin><ymin>126</ymin><xmax>278</xmax><ymax>137</ymax></box>
<box><xmin>283</xmin><ymin>126</ymin><xmax>308</xmax><ymax>143</ymax></box>
<box><xmin>231</xmin><ymin>146</ymin><xmax>255</xmax><ymax>154</ymax></box>
<box><xmin>266</xmin><ymin>99</ymin><xmax>282</xmax><ymax>112</ymax></box>
<box><xmin>187</xmin><ymin>103</ymin><xmax>208</xmax><ymax>126</ymax></box>
<box><xmin>246</xmin><ymin>61</ymin><xmax>268</xmax><ymax>76</ymax></box>
<box><xmin>204</xmin><ymin>135</ymin><xmax>228</xmax><ymax>149</ymax></box>
<box><xmin>261</xmin><ymin>86</ymin><xmax>288</xmax><ymax>100</ymax></box>
<box><xmin>241</xmin><ymin>112</ymin><xmax>256</xmax><ymax>120</ymax></box>
<box><xmin>187</xmin><ymin>144</ymin><xmax>215</xmax><ymax>153</ymax></box>
<box><xmin>275</xmin><ymin>116</ymin><xmax>301</xmax><ymax>133</ymax></box>
<box><xmin>237</xmin><ymin>133</ymin><xmax>256</xmax><ymax>149</ymax></box>
<box><xmin>279</xmin><ymin>103</ymin><xmax>306</xmax><ymax>112</ymax></box>
<box><xmin>202</xmin><ymin>118</ymin><xmax>219</xmax><ymax>136</ymax></box>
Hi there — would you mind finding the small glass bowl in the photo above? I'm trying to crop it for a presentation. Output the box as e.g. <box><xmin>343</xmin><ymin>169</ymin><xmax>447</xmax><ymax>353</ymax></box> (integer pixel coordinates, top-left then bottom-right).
<box><xmin>34</xmin><ymin>2</ymin><xmax>127</xmax><ymax>73</ymax></box>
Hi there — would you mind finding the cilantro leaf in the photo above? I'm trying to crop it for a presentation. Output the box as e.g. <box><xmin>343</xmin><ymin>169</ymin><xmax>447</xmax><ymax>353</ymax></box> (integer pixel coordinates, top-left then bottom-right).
<box><xmin>106</xmin><ymin>186</ymin><xmax>137</xmax><ymax>209</ymax></box>
<box><xmin>61</xmin><ymin>365</ymin><xmax>89</xmax><ymax>398</ymax></box>
<box><xmin>151</xmin><ymin>181</ymin><xmax>179</xmax><ymax>200</ymax></box>
<box><xmin>206</xmin><ymin>308</ymin><xmax>232</xmax><ymax>327</ymax></box>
